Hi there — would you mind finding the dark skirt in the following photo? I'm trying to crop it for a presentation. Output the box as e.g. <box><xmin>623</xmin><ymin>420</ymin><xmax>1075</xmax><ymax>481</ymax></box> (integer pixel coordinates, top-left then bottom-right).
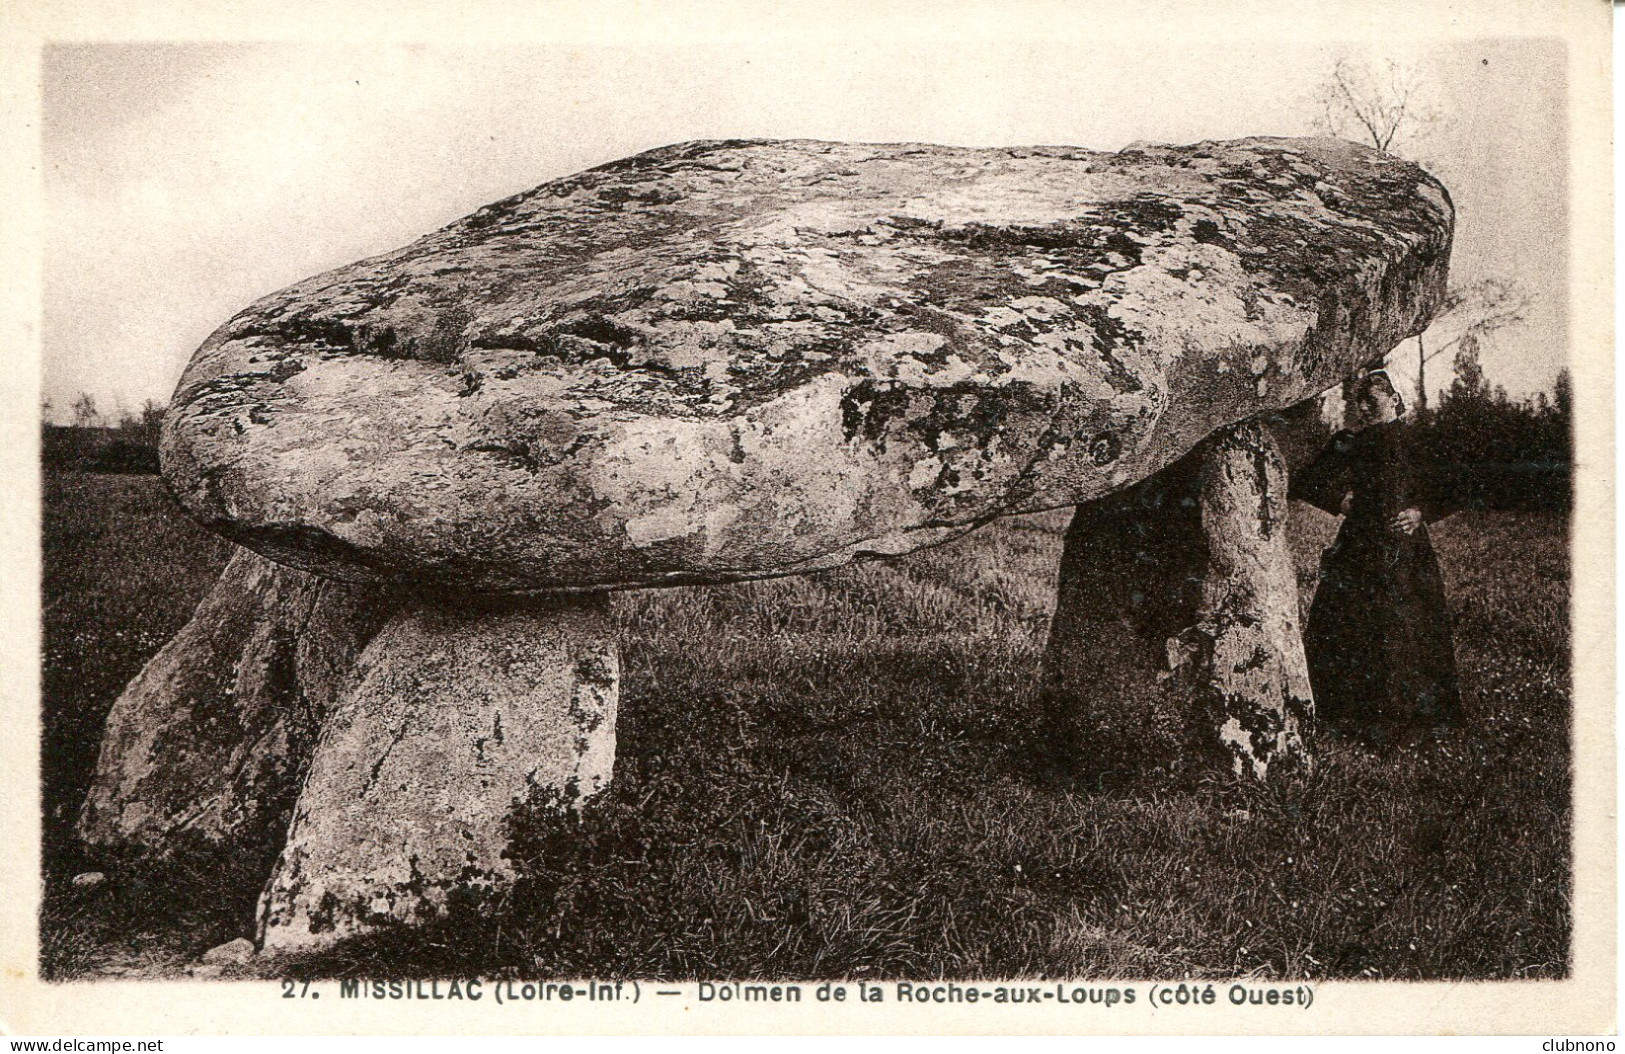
<box><xmin>1305</xmin><ymin>519</ymin><xmax>1464</xmax><ymax>728</ymax></box>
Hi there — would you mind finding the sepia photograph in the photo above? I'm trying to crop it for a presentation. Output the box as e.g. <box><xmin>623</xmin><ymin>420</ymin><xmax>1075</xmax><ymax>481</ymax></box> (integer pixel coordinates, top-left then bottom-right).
<box><xmin>3</xmin><ymin>0</ymin><xmax>1613</xmax><ymax>1038</ymax></box>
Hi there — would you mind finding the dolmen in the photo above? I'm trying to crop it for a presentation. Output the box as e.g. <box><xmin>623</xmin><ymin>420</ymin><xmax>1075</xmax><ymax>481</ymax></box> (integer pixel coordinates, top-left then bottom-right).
<box><xmin>77</xmin><ymin>136</ymin><xmax>1453</xmax><ymax>954</ymax></box>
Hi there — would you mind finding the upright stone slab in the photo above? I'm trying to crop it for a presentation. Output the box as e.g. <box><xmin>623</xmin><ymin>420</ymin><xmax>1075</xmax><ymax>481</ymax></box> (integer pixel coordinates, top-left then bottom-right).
<box><xmin>1176</xmin><ymin>421</ymin><xmax>1312</xmax><ymax>778</ymax></box>
<box><xmin>1039</xmin><ymin>447</ymin><xmax>1206</xmax><ymax>776</ymax></box>
<box><xmin>256</xmin><ymin>594</ymin><xmax>618</xmax><ymax>955</ymax></box>
<box><xmin>1041</xmin><ymin>421</ymin><xmax>1312</xmax><ymax>780</ymax></box>
<box><xmin>78</xmin><ymin>550</ymin><xmax>391</xmax><ymax>862</ymax></box>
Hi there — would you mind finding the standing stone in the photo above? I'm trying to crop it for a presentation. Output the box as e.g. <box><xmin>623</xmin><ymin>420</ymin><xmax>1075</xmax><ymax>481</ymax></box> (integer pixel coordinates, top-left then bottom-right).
<box><xmin>1041</xmin><ymin>420</ymin><xmax>1311</xmax><ymax>780</ymax></box>
<box><xmin>1040</xmin><ymin>446</ymin><xmax>1206</xmax><ymax>777</ymax></box>
<box><xmin>77</xmin><ymin>550</ymin><xmax>391</xmax><ymax>863</ymax></box>
<box><xmin>256</xmin><ymin>593</ymin><xmax>619</xmax><ymax>955</ymax></box>
<box><xmin>1174</xmin><ymin>421</ymin><xmax>1312</xmax><ymax>778</ymax></box>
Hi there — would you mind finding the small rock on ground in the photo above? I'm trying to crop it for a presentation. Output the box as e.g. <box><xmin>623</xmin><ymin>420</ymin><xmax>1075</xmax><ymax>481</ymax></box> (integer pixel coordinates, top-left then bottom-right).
<box><xmin>201</xmin><ymin>937</ymin><xmax>256</xmax><ymax>965</ymax></box>
<box><xmin>71</xmin><ymin>871</ymin><xmax>106</xmax><ymax>889</ymax></box>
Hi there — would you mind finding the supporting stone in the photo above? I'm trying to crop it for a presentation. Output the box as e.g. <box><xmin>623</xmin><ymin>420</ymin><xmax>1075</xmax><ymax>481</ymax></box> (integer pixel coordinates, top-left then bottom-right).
<box><xmin>1175</xmin><ymin>421</ymin><xmax>1313</xmax><ymax>778</ymax></box>
<box><xmin>256</xmin><ymin>592</ymin><xmax>620</xmax><ymax>956</ymax></box>
<box><xmin>77</xmin><ymin>549</ymin><xmax>392</xmax><ymax>862</ymax></box>
<box><xmin>1039</xmin><ymin>447</ymin><xmax>1206</xmax><ymax>778</ymax></box>
<box><xmin>1040</xmin><ymin>420</ymin><xmax>1313</xmax><ymax>780</ymax></box>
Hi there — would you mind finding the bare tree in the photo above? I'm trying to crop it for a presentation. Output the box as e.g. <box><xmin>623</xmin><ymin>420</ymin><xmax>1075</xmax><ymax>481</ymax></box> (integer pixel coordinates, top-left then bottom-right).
<box><xmin>1396</xmin><ymin>277</ymin><xmax>1528</xmax><ymax>415</ymax></box>
<box><xmin>1313</xmin><ymin>55</ymin><xmax>1446</xmax><ymax>411</ymax></box>
<box><xmin>1423</xmin><ymin>278</ymin><xmax>1531</xmax><ymax>368</ymax></box>
<box><xmin>1313</xmin><ymin>55</ymin><xmax>1436</xmax><ymax>153</ymax></box>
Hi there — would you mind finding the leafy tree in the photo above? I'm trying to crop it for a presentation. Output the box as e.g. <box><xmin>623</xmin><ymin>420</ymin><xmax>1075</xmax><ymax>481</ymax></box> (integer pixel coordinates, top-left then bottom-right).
<box><xmin>71</xmin><ymin>392</ymin><xmax>100</xmax><ymax>429</ymax></box>
<box><xmin>1413</xmin><ymin>277</ymin><xmax>1530</xmax><ymax>416</ymax></box>
<box><xmin>1446</xmin><ymin>334</ymin><xmax>1489</xmax><ymax>405</ymax></box>
<box><xmin>1426</xmin><ymin>347</ymin><xmax>1570</xmax><ymax>512</ymax></box>
<box><xmin>116</xmin><ymin>399</ymin><xmax>167</xmax><ymax>446</ymax></box>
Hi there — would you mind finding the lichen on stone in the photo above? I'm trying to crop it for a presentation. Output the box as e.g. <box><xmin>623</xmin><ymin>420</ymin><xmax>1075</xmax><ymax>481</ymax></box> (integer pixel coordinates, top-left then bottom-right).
<box><xmin>162</xmin><ymin>136</ymin><xmax>1453</xmax><ymax>592</ymax></box>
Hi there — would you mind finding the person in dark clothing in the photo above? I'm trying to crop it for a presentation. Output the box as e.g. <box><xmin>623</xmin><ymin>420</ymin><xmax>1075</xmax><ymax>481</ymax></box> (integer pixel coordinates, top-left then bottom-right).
<box><xmin>1290</xmin><ymin>369</ymin><xmax>1464</xmax><ymax>730</ymax></box>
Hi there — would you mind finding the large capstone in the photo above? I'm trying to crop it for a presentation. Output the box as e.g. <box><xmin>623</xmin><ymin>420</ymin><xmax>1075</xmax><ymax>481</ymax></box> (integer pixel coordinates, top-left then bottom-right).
<box><xmin>162</xmin><ymin>136</ymin><xmax>1452</xmax><ymax>594</ymax></box>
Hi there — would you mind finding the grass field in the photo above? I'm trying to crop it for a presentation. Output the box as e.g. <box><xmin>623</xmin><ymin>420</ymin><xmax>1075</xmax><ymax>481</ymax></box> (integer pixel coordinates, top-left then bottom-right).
<box><xmin>40</xmin><ymin>471</ymin><xmax>1571</xmax><ymax>981</ymax></box>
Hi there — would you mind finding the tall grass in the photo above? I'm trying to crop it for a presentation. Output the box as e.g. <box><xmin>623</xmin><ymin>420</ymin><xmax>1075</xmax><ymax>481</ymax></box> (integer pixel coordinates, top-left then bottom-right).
<box><xmin>40</xmin><ymin>475</ymin><xmax>1570</xmax><ymax>981</ymax></box>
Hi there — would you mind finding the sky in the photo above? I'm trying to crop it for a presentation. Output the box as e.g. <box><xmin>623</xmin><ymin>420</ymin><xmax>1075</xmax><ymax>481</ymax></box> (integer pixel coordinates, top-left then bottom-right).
<box><xmin>40</xmin><ymin>34</ymin><xmax>1569</xmax><ymax>423</ymax></box>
